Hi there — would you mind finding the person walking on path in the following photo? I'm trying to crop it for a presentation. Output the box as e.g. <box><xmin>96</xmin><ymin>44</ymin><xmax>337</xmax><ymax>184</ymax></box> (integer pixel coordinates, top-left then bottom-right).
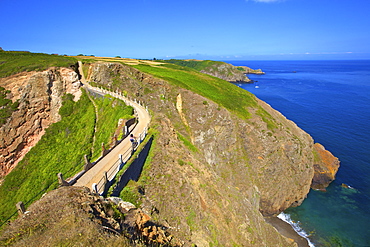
<box><xmin>130</xmin><ymin>134</ymin><xmax>137</xmax><ymax>149</ymax></box>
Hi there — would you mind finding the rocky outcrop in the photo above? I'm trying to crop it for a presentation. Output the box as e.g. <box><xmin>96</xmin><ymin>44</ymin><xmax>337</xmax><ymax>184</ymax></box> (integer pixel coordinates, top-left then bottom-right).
<box><xmin>200</xmin><ymin>62</ymin><xmax>252</xmax><ymax>83</ymax></box>
<box><xmin>0</xmin><ymin>68</ymin><xmax>81</xmax><ymax>178</ymax></box>
<box><xmin>240</xmin><ymin>66</ymin><xmax>265</xmax><ymax>75</ymax></box>
<box><xmin>311</xmin><ymin>143</ymin><xmax>340</xmax><ymax>190</ymax></box>
<box><xmin>0</xmin><ymin>186</ymin><xmax>181</xmax><ymax>246</ymax></box>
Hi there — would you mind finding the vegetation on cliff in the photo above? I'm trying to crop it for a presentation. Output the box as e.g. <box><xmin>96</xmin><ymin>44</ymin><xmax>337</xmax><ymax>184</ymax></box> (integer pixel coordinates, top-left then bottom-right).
<box><xmin>164</xmin><ymin>59</ymin><xmax>252</xmax><ymax>82</ymax></box>
<box><xmin>0</xmin><ymin>90</ymin><xmax>133</xmax><ymax>226</ymax></box>
<box><xmin>0</xmin><ymin>51</ymin><xmax>77</xmax><ymax>78</ymax></box>
<box><xmin>163</xmin><ymin>59</ymin><xmax>225</xmax><ymax>71</ymax></box>
<box><xmin>133</xmin><ymin>63</ymin><xmax>257</xmax><ymax>119</ymax></box>
<box><xmin>0</xmin><ymin>87</ymin><xmax>19</xmax><ymax>126</ymax></box>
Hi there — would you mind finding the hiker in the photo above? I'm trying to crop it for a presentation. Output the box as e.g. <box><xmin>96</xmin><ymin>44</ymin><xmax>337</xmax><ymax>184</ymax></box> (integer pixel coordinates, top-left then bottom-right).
<box><xmin>130</xmin><ymin>134</ymin><xmax>137</xmax><ymax>147</ymax></box>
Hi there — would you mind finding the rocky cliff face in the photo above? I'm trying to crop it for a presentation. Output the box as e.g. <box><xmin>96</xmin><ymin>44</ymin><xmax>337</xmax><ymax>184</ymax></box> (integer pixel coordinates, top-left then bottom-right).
<box><xmin>240</xmin><ymin>66</ymin><xmax>265</xmax><ymax>75</ymax></box>
<box><xmin>0</xmin><ymin>60</ymin><xmax>340</xmax><ymax>246</ymax></box>
<box><xmin>84</xmin><ymin>62</ymin><xmax>339</xmax><ymax>246</ymax></box>
<box><xmin>311</xmin><ymin>143</ymin><xmax>340</xmax><ymax>190</ymax></box>
<box><xmin>0</xmin><ymin>68</ymin><xmax>81</xmax><ymax>178</ymax></box>
<box><xmin>200</xmin><ymin>63</ymin><xmax>252</xmax><ymax>83</ymax></box>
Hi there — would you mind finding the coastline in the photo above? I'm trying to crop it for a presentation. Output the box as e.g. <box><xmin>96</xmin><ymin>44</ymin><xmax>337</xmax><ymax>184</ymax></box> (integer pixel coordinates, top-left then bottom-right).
<box><xmin>265</xmin><ymin>216</ymin><xmax>310</xmax><ymax>247</ymax></box>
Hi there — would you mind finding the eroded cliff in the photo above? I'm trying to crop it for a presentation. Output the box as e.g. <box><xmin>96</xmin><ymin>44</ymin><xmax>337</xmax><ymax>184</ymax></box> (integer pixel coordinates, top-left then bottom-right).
<box><xmin>0</xmin><ymin>68</ymin><xmax>81</xmax><ymax>178</ymax></box>
<box><xmin>0</xmin><ymin>59</ymin><xmax>339</xmax><ymax>246</ymax></box>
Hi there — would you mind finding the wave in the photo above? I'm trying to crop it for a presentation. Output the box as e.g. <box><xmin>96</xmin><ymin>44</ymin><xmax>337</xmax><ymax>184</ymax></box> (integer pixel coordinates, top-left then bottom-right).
<box><xmin>277</xmin><ymin>212</ymin><xmax>315</xmax><ymax>247</ymax></box>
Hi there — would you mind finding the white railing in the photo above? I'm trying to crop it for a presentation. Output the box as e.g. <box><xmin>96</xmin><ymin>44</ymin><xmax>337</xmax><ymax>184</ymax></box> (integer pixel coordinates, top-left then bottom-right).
<box><xmin>93</xmin><ymin>126</ymin><xmax>149</xmax><ymax>195</ymax></box>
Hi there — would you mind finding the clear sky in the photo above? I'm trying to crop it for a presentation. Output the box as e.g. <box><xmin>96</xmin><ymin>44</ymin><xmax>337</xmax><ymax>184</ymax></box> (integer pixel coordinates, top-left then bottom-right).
<box><xmin>1</xmin><ymin>0</ymin><xmax>370</xmax><ymax>60</ymax></box>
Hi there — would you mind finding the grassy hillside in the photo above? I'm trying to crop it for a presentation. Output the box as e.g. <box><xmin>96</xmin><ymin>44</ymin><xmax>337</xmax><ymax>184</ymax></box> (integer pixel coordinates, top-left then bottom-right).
<box><xmin>91</xmin><ymin>94</ymin><xmax>134</xmax><ymax>161</ymax></box>
<box><xmin>132</xmin><ymin>63</ymin><xmax>258</xmax><ymax>119</ymax></box>
<box><xmin>163</xmin><ymin>59</ymin><xmax>225</xmax><ymax>71</ymax></box>
<box><xmin>0</xmin><ymin>90</ymin><xmax>133</xmax><ymax>227</ymax></box>
<box><xmin>0</xmin><ymin>51</ymin><xmax>77</xmax><ymax>78</ymax></box>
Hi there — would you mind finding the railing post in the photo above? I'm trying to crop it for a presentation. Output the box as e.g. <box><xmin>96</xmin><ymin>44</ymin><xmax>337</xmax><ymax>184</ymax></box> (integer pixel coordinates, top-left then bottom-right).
<box><xmin>92</xmin><ymin>183</ymin><xmax>98</xmax><ymax>194</ymax></box>
<box><xmin>119</xmin><ymin>154</ymin><xmax>124</xmax><ymax>170</ymax></box>
<box><xmin>113</xmin><ymin>134</ymin><xmax>118</xmax><ymax>147</ymax></box>
<box><xmin>57</xmin><ymin>173</ymin><xmax>69</xmax><ymax>186</ymax></box>
<box><xmin>16</xmin><ymin>201</ymin><xmax>26</xmax><ymax>216</ymax></box>
<box><xmin>124</xmin><ymin>126</ymin><xmax>128</xmax><ymax>137</ymax></box>
<box><xmin>84</xmin><ymin>154</ymin><xmax>92</xmax><ymax>171</ymax></box>
<box><xmin>101</xmin><ymin>142</ymin><xmax>107</xmax><ymax>157</ymax></box>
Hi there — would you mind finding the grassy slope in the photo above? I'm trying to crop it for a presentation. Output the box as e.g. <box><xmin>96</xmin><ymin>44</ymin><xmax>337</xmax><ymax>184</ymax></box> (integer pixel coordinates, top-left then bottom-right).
<box><xmin>0</xmin><ymin>92</ymin><xmax>95</xmax><ymax>224</ymax></box>
<box><xmin>132</xmin><ymin>63</ymin><xmax>258</xmax><ymax>119</ymax></box>
<box><xmin>0</xmin><ymin>90</ymin><xmax>133</xmax><ymax>226</ymax></box>
<box><xmin>0</xmin><ymin>51</ymin><xmax>77</xmax><ymax>78</ymax></box>
<box><xmin>162</xmin><ymin>59</ymin><xmax>225</xmax><ymax>71</ymax></box>
<box><xmin>91</xmin><ymin>95</ymin><xmax>134</xmax><ymax>161</ymax></box>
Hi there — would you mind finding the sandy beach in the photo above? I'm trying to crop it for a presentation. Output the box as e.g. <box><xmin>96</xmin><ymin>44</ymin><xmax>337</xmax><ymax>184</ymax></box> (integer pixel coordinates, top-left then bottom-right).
<box><xmin>265</xmin><ymin>216</ymin><xmax>310</xmax><ymax>247</ymax></box>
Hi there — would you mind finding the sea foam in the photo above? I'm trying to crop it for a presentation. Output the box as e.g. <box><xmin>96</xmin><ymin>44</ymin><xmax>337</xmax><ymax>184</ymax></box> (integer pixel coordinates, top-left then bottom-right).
<box><xmin>277</xmin><ymin>212</ymin><xmax>315</xmax><ymax>247</ymax></box>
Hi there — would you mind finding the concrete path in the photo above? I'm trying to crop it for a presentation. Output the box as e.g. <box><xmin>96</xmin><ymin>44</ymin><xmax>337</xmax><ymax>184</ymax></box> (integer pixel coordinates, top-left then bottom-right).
<box><xmin>73</xmin><ymin>65</ymin><xmax>150</xmax><ymax>192</ymax></box>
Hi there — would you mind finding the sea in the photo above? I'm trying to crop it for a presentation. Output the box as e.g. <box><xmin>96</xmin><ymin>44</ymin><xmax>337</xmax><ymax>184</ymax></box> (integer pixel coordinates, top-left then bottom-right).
<box><xmin>227</xmin><ymin>60</ymin><xmax>370</xmax><ymax>247</ymax></box>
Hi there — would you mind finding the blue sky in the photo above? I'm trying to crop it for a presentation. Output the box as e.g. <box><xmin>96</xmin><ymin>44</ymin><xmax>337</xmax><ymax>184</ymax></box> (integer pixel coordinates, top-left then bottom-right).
<box><xmin>1</xmin><ymin>0</ymin><xmax>370</xmax><ymax>60</ymax></box>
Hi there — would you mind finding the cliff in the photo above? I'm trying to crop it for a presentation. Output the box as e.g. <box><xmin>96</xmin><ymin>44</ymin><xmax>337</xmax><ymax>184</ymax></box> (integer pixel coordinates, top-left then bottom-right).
<box><xmin>199</xmin><ymin>62</ymin><xmax>252</xmax><ymax>83</ymax></box>
<box><xmin>0</xmin><ymin>57</ymin><xmax>339</xmax><ymax>246</ymax></box>
<box><xmin>239</xmin><ymin>66</ymin><xmax>265</xmax><ymax>75</ymax></box>
<box><xmin>83</xmin><ymin>61</ymin><xmax>338</xmax><ymax>245</ymax></box>
<box><xmin>0</xmin><ymin>68</ymin><xmax>82</xmax><ymax>179</ymax></box>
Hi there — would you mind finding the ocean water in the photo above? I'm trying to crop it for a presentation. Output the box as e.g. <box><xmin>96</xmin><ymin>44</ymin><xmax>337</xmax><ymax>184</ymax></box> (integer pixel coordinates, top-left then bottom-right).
<box><xmin>228</xmin><ymin>60</ymin><xmax>370</xmax><ymax>247</ymax></box>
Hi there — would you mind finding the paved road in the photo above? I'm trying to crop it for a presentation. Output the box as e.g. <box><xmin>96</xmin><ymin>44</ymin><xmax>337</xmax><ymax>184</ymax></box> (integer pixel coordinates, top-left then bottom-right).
<box><xmin>73</xmin><ymin>62</ymin><xmax>150</xmax><ymax>192</ymax></box>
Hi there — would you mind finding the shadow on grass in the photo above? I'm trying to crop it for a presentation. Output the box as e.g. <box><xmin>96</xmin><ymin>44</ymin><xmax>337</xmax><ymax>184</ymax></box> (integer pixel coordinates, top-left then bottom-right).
<box><xmin>110</xmin><ymin>136</ymin><xmax>153</xmax><ymax>197</ymax></box>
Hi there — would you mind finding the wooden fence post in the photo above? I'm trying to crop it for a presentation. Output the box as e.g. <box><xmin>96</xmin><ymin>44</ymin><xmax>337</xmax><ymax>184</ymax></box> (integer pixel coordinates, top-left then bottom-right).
<box><xmin>84</xmin><ymin>154</ymin><xmax>92</xmax><ymax>171</ymax></box>
<box><xmin>57</xmin><ymin>173</ymin><xmax>70</xmax><ymax>186</ymax></box>
<box><xmin>16</xmin><ymin>202</ymin><xmax>25</xmax><ymax>216</ymax></box>
<box><xmin>101</xmin><ymin>142</ymin><xmax>107</xmax><ymax>157</ymax></box>
<box><xmin>113</xmin><ymin>134</ymin><xmax>118</xmax><ymax>147</ymax></box>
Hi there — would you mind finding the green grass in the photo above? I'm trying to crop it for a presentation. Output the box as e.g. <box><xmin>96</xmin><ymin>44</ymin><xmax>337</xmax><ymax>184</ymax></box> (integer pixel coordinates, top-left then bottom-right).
<box><xmin>90</xmin><ymin>95</ymin><xmax>134</xmax><ymax>161</ymax></box>
<box><xmin>0</xmin><ymin>87</ymin><xmax>19</xmax><ymax>126</ymax></box>
<box><xmin>0</xmin><ymin>51</ymin><xmax>77</xmax><ymax>78</ymax></box>
<box><xmin>0</xmin><ymin>91</ymin><xmax>95</xmax><ymax>225</ymax></box>
<box><xmin>256</xmin><ymin>107</ymin><xmax>278</xmax><ymax>130</ymax></box>
<box><xmin>0</xmin><ymin>90</ymin><xmax>134</xmax><ymax>227</ymax></box>
<box><xmin>132</xmin><ymin>63</ymin><xmax>257</xmax><ymax>119</ymax></box>
<box><xmin>177</xmin><ymin>132</ymin><xmax>198</xmax><ymax>153</ymax></box>
<box><xmin>163</xmin><ymin>59</ymin><xmax>225</xmax><ymax>71</ymax></box>
<box><xmin>119</xmin><ymin>180</ymin><xmax>142</xmax><ymax>207</ymax></box>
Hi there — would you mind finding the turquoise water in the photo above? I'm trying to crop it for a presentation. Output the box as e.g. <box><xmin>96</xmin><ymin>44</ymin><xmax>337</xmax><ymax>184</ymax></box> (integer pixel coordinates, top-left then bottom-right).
<box><xmin>228</xmin><ymin>60</ymin><xmax>370</xmax><ymax>247</ymax></box>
